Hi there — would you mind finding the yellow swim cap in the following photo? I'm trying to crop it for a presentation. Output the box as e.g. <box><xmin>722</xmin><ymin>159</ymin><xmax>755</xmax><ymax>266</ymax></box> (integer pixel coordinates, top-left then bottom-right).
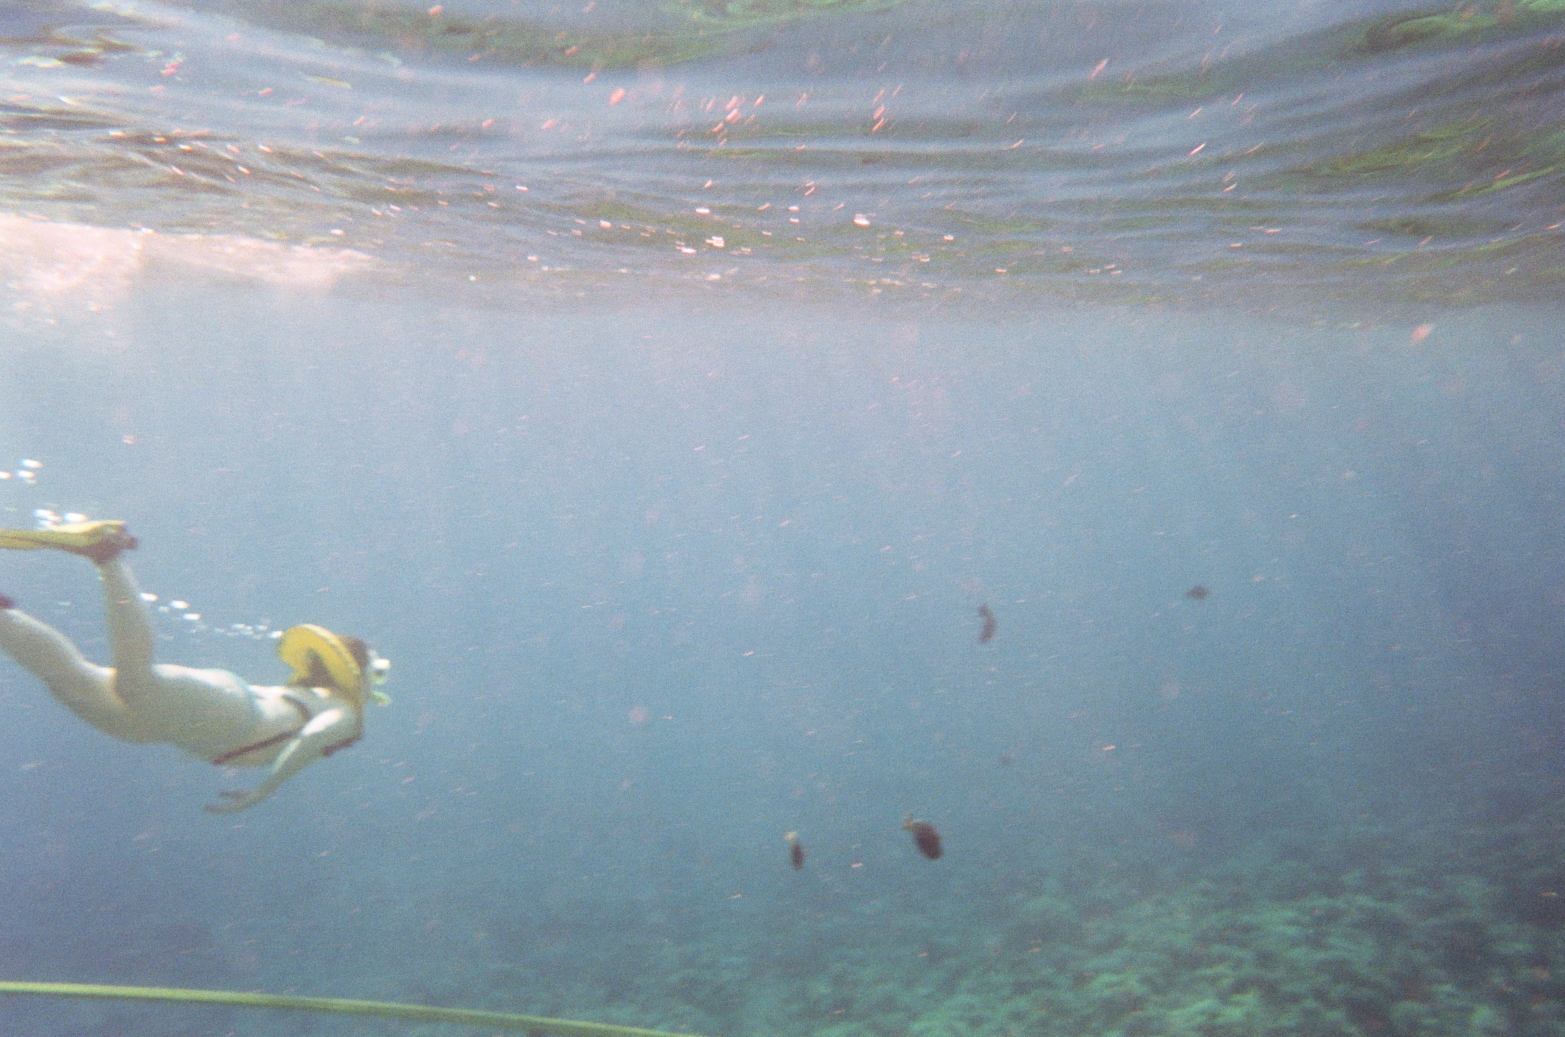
<box><xmin>276</xmin><ymin>625</ymin><xmax>376</xmax><ymax>703</ymax></box>
<box><xmin>277</xmin><ymin>625</ymin><xmax>392</xmax><ymax>706</ymax></box>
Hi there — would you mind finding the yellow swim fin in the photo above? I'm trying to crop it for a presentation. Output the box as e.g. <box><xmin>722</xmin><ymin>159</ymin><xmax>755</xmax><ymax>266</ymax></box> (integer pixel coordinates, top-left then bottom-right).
<box><xmin>0</xmin><ymin>520</ymin><xmax>137</xmax><ymax>563</ymax></box>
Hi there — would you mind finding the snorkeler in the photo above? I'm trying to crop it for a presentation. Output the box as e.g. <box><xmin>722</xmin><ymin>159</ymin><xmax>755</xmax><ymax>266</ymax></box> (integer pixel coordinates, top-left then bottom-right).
<box><xmin>0</xmin><ymin>520</ymin><xmax>389</xmax><ymax>813</ymax></box>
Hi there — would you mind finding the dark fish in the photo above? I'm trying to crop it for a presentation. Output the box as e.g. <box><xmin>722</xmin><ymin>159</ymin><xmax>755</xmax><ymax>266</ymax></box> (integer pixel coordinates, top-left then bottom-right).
<box><xmin>1185</xmin><ymin>585</ymin><xmax>1210</xmax><ymax>601</ymax></box>
<box><xmin>904</xmin><ymin>818</ymin><xmax>942</xmax><ymax>860</ymax></box>
<box><xmin>976</xmin><ymin>603</ymin><xmax>997</xmax><ymax>644</ymax></box>
<box><xmin>786</xmin><ymin>831</ymin><xmax>806</xmax><ymax>870</ymax></box>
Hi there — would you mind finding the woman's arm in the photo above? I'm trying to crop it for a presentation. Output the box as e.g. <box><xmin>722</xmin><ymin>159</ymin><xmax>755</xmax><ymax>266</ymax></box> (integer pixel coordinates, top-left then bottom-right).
<box><xmin>204</xmin><ymin>707</ymin><xmax>358</xmax><ymax>813</ymax></box>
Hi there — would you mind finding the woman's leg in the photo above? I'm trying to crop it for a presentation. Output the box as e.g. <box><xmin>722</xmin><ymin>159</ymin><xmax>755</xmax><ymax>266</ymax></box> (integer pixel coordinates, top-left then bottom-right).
<box><xmin>96</xmin><ymin>560</ymin><xmax>257</xmax><ymax>749</ymax></box>
<box><xmin>0</xmin><ymin>595</ymin><xmax>131</xmax><ymax>735</ymax></box>
<box><xmin>97</xmin><ymin>558</ymin><xmax>158</xmax><ymax>705</ymax></box>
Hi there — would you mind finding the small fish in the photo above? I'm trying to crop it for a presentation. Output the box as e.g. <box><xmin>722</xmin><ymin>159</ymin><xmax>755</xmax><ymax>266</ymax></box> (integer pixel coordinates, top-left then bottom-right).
<box><xmin>1185</xmin><ymin>585</ymin><xmax>1210</xmax><ymax>601</ymax></box>
<box><xmin>904</xmin><ymin>817</ymin><xmax>942</xmax><ymax>860</ymax></box>
<box><xmin>976</xmin><ymin>603</ymin><xmax>997</xmax><ymax>644</ymax></box>
<box><xmin>786</xmin><ymin>831</ymin><xmax>806</xmax><ymax>870</ymax></box>
<box><xmin>997</xmin><ymin>752</ymin><xmax>1014</xmax><ymax>767</ymax></box>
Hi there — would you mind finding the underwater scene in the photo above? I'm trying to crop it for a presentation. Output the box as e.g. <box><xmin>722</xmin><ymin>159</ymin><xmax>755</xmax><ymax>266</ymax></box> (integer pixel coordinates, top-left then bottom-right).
<box><xmin>3</xmin><ymin>0</ymin><xmax>1565</xmax><ymax>1034</ymax></box>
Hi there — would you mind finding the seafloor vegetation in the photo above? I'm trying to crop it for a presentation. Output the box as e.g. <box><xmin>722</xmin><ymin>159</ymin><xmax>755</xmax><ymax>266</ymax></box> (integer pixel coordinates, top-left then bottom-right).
<box><xmin>396</xmin><ymin>799</ymin><xmax>1565</xmax><ymax>1037</ymax></box>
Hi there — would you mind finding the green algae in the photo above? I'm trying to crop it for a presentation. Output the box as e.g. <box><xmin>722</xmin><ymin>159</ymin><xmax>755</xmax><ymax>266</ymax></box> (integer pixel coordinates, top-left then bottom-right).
<box><xmin>1357</xmin><ymin>214</ymin><xmax>1509</xmax><ymax>240</ymax></box>
<box><xmin>173</xmin><ymin>0</ymin><xmax>913</xmax><ymax>71</ymax></box>
<box><xmin>1459</xmin><ymin>162</ymin><xmax>1564</xmax><ymax>195</ymax></box>
<box><xmin>669</xmin><ymin>0</ymin><xmax>911</xmax><ymax>27</ymax></box>
<box><xmin>1360</xmin><ymin>0</ymin><xmax>1565</xmax><ymax>52</ymax></box>
<box><xmin>1358</xmin><ymin>11</ymin><xmax>1498</xmax><ymax>54</ymax></box>
<box><xmin>1067</xmin><ymin>1</ymin><xmax>1565</xmax><ymax>107</ymax></box>
<box><xmin>1304</xmin><ymin>118</ymin><xmax>1565</xmax><ymax>198</ymax></box>
<box><xmin>274</xmin><ymin>4</ymin><xmax>734</xmax><ymax>69</ymax></box>
<box><xmin>1318</xmin><ymin>123</ymin><xmax>1480</xmax><ymax>179</ymax></box>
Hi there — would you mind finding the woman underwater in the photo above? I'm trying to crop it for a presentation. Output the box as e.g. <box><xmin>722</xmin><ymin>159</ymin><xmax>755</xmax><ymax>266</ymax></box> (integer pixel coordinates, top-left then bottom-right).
<box><xmin>0</xmin><ymin>520</ymin><xmax>389</xmax><ymax>812</ymax></box>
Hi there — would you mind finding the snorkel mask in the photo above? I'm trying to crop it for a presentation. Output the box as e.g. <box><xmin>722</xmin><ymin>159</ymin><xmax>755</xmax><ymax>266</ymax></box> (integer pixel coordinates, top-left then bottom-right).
<box><xmin>366</xmin><ymin>651</ymin><xmax>392</xmax><ymax>704</ymax></box>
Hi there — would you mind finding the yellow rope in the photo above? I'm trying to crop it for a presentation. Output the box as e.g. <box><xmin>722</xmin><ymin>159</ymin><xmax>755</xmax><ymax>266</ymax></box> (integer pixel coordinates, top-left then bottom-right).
<box><xmin>0</xmin><ymin>980</ymin><xmax>714</xmax><ymax>1037</ymax></box>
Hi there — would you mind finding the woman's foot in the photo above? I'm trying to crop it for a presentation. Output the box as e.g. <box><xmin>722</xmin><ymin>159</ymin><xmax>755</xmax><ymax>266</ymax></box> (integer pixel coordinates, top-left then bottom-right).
<box><xmin>0</xmin><ymin>520</ymin><xmax>136</xmax><ymax>563</ymax></box>
<box><xmin>79</xmin><ymin>527</ymin><xmax>137</xmax><ymax>565</ymax></box>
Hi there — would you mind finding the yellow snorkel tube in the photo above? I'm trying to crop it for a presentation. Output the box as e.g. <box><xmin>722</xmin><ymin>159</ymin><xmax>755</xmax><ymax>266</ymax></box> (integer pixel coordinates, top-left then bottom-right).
<box><xmin>277</xmin><ymin>624</ymin><xmax>392</xmax><ymax>706</ymax></box>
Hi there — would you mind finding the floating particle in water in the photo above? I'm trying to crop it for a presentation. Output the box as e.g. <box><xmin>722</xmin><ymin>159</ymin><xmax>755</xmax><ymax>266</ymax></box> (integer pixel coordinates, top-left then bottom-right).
<box><xmin>977</xmin><ymin>603</ymin><xmax>997</xmax><ymax>643</ymax></box>
<box><xmin>1185</xmin><ymin>585</ymin><xmax>1210</xmax><ymax>601</ymax></box>
<box><xmin>904</xmin><ymin>818</ymin><xmax>942</xmax><ymax>860</ymax></box>
<box><xmin>786</xmin><ymin>831</ymin><xmax>806</xmax><ymax>870</ymax></box>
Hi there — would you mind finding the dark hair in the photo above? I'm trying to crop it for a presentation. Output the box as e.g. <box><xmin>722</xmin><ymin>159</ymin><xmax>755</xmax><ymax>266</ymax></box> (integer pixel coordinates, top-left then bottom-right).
<box><xmin>340</xmin><ymin>635</ymin><xmax>370</xmax><ymax>672</ymax></box>
<box><xmin>293</xmin><ymin>634</ymin><xmax>371</xmax><ymax>692</ymax></box>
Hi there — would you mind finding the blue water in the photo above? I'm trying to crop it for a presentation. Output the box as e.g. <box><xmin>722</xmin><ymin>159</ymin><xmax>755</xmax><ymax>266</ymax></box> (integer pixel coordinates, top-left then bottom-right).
<box><xmin>3</xmin><ymin>0</ymin><xmax>1565</xmax><ymax>1034</ymax></box>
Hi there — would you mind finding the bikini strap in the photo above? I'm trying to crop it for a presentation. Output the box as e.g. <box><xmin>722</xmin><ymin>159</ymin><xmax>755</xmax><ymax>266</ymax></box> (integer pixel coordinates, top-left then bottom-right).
<box><xmin>210</xmin><ymin>693</ymin><xmax>315</xmax><ymax>765</ymax></box>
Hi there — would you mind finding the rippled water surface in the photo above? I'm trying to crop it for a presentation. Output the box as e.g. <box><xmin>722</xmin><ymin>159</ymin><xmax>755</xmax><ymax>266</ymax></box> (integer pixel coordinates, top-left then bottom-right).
<box><xmin>4</xmin><ymin>0</ymin><xmax>1562</xmax><ymax>307</ymax></box>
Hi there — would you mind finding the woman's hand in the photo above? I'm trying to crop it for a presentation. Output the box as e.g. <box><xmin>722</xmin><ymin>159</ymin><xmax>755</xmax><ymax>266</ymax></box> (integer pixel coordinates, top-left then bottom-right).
<box><xmin>203</xmin><ymin>707</ymin><xmax>357</xmax><ymax>813</ymax></box>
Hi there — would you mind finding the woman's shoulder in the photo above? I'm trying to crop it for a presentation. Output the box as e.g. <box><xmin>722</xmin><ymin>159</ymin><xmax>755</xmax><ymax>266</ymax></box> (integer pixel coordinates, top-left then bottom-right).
<box><xmin>278</xmin><ymin>683</ymin><xmax>362</xmax><ymax>715</ymax></box>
